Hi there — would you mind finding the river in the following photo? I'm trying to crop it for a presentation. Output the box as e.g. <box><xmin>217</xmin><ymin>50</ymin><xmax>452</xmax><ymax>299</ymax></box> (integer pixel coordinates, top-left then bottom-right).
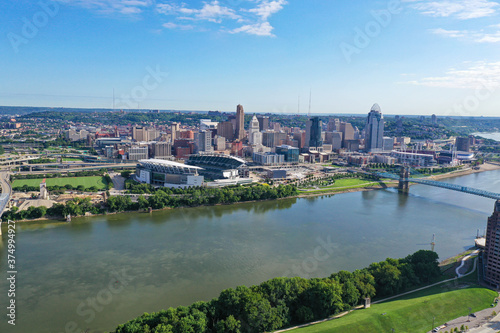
<box><xmin>1</xmin><ymin>169</ymin><xmax>500</xmax><ymax>333</ymax></box>
<box><xmin>473</xmin><ymin>132</ymin><xmax>500</xmax><ymax>142</ymax></box>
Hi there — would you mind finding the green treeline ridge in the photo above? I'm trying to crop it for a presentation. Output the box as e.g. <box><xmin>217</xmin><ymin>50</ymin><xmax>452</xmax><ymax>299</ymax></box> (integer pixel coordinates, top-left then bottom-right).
<box><xmin>110</xmin><ymin>250</ymin><xmax>441</xmax><ymax>333</ymax></box>
<box><xmin>1</xmin><ymin>184</ymin><xmax>298</xmax><ymax>221</ymax></box>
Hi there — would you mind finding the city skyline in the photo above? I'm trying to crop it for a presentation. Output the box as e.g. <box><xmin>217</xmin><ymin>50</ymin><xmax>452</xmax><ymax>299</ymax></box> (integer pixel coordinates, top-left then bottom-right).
<box><xmin>1</xmin><ymin>1</ymin><xmax>500</xmax><ymax>116</ymax></box>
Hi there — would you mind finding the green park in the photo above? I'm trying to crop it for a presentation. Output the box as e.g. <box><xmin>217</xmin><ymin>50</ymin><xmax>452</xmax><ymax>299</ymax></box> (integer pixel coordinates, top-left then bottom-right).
<box><xmin>12</xmin><ymin>176</ymin><xmax>108</xmax><ymax>190</ymax></box>
<box><xmin>294</xmin><ymin>285</ymin><xmax>496</xmax><ymax>333</ymax></box>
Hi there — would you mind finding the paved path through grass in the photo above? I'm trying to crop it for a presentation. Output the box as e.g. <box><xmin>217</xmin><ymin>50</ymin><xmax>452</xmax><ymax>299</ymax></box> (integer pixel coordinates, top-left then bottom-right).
<box><xmin>275</xmin><ymin>255</ymin><xmax>481</xmax><ymax>333</ymax></box>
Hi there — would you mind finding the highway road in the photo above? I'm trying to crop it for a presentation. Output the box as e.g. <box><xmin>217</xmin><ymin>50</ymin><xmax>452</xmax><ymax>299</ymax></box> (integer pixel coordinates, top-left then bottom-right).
<box><xmin>11</xmin><ymin>163</ymin><xmax>137</xmax><ymax>175</ymax></box>
<box><xmin>0</xmin><ymin>171</ymin><xmax>12</xmax><ymax>218</ymax></box>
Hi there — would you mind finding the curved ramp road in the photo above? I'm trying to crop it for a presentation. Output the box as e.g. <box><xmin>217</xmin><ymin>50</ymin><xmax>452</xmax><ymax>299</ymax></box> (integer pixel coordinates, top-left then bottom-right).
<box><xmin>456</xmin><ymin>250</ymin><xmax>480</xmax><ymax>278</ymax></box>
<box><xmin>0</xmin><ymin>171</ymin><xmax>11</xmax><ymax>217</ymax></box>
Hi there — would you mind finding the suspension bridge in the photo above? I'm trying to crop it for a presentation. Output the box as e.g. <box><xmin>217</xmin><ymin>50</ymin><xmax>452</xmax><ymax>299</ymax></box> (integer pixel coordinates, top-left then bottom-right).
<box><xmin>371</xmin><ymin>166</ymin><xmax>500</xmax><ymax>200</ymax></box>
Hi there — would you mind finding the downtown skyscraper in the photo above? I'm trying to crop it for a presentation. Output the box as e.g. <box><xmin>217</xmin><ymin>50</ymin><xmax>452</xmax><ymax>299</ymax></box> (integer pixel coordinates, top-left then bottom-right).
<box><xmin>235</xmin><ymin>104</ymin><xmax>245</xmax><ymax>140</ymax></box>
<box><xmin>365</xmin><ymin>104</ymin><xmax>384</xmax><ymax>152</ymax></box>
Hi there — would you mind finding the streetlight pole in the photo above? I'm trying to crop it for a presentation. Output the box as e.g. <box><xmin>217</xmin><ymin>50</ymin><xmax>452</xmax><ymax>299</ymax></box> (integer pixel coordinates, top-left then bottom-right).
<box><xmin>432</xmin><ymin>316</ymin><xmax>435</xmax><ymax>332</ymax></box>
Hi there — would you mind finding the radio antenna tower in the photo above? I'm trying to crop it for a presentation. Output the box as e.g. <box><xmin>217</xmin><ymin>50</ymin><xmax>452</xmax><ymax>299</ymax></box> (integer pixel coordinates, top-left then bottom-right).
<box><xmin>298</xmin><ymin>95</ymin><xmax>300</xmax><ymax>115</ymax></box>
<box><xmin>308</xmin><ymin>89</ymin><xmax>312</xmax><ymax>117</ymax></box>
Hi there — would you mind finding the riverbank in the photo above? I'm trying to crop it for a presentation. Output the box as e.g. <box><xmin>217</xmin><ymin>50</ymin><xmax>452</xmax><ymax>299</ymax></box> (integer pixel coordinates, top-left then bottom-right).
<box><xmin>5</xmin><ymin>163</ymin><xmax>500</xmax><ymax>224</ymax></box>
<box><xmin>280</xmin><ymin>249</ymin><xmax>487</xmax><ymax>333</ymax></box>
<box><xmin>297</xmin><ymin>162</ymin><xmax>500</xmax><ymax>198</ymax></box>
<box><xmin>429</xmin><ymin>162</ymin><xmax>500</xmax><ymax>181</ymax></box>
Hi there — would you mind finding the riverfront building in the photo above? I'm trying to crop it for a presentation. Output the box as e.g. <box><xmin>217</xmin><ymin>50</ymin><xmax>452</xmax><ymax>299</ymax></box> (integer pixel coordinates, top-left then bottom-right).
<box><xmin>136</xmin><ymin>159</ymin><xmax>204</xmax><ymax>189</ymax></box>
<box><xmin>484</xmin><ymin>200</ymin><xmax>500</xmax><ymax>287</ymax></box>
<box><xmin>253</xmin><ymin>152</ymin><xmax>284</xmax><ymax>166</ymax></box>
<box><xmin>275</xmin><ymin>145</ymin><xmax>300</xmax><ymax>163</ymax></box>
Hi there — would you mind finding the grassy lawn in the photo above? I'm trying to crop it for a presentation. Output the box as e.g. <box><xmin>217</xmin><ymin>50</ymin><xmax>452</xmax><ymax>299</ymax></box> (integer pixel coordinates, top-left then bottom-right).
<box><xmin>63</xmin><ymin>157</ymin><xmax>84</xmax><ymax>161</ymax></box>
<box><xmin>12</xmin><ymin>176</ymin><xmax>107</xmax><ymax>189</ymax></box>
<box><xmin>329</xmin><ymin>178</ymin><xmax>378</xmax><ymax>187</ymax></box>
<box><xmin>298</xmin><ymin>178</ymin><xmax>394</xmax><ymax>195</ymax></box>
<box><xmin>300</xmin><ymin>178</ymin><xmax>376</xmax><ymax>190</ymax></box>
<box><xmin>294</xmin><ymin>285</ymin><xmax>497</xmax><ymax>333</ymax></box>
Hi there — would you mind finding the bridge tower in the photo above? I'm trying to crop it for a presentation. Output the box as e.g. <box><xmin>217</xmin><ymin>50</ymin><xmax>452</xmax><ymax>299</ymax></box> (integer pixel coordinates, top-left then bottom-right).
<box><xmin>398</xmin><ymin>166</ymin><xmax>410</xmax><ymax>194</ymax></box>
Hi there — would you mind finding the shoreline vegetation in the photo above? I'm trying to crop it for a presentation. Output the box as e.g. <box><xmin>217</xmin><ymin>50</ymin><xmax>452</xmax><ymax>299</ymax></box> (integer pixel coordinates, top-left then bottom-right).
<box><xmin>109</xmin><ymin>250</ymin><xmax>444</xmax><ymax>333</ymax></box>
<box><xmin>3</xmin><ymin>163</ymin><xmax>500</xmax><ymax>224</ymax></box>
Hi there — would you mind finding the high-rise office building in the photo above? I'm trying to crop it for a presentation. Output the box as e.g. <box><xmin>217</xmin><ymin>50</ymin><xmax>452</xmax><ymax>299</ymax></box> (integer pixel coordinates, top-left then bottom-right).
<box><xmin>325</xmin><ymin>131</ymin><xmax>343</xmax><ymax>150</ymax></box>
<box><xmin>307</xmin><ymin>117</ymin><xmax>323</xmax><ymax>148</ymax></box>
<box><xmin>275</xmin><ymin>145</ymin><xmax>300</xmax><ymax>163</ymax></box>
<box><xmin>431</xmin><ymin>114</ymin><xmax>438</xmax><ymax>125</ymax></box>
<box><xmin>484</xmin><ymin>200</ymin><xmax>500</xmax><ymax>287</ymax></box>
<box><xmin>327</xmin><ymin>119</ymin><xmax>340</xmax><ymax>132</ymax></box>
<box><xmin>249</xmin><ymin>115</ymin><xmax>261</xmax><ymax>145</ymax></box>
<box><xmin>132</xmin><ymin>126</ymin><xmax>146</xmax><ymax>142</ymax></box>
<box><xmin>132</xmin><ymin>126</ymin><xmax>159</xmax><ymax>142</ymax></box>
<box><xmin>128</xmin><ymin>146</ymin><xmax>149</xmax><ymax>160</ymax></box>
<box><xmin>339</xmin><ymin>122</ymin><xmax>355</xmax><ymax>148</ymax></box>
<box><xmin>383</xmin><ymin>137</ymin><xmax>394</xmax><ymax>151</ymax></box>
<box><xmin>257</xmin><ymin>116</ymin><xmax>270</xmax><ymax>131</ymax></box>
<box><xmin>235</xmin><ymin>104</ymin><xmax>245</xmax><ymax>140</ymax></box>
<box><xmin>195</xmin><ymin>130</ymin><xmax>213</xmax><ymax>153</ymax></box>
<box><xmin>218</xmin><ymin>121</ymin><xmax>234</xmax><ymax>141</ymax></box>
<box><xmin>215</xmin><ymin>136</ymin><xmax>226</xmax><ymax>151</ymax></box>
<box><xmin>456</xmin><ymin>137</ymin><xmax>471</xmax><ymax>152</ymax></box>
<box><xmin>262</xmin><ymin>130</ymin><xmax>281</xmax><ymax>148</ymax></box>
<box><xmin>170</xmin><ymin>123</ymin><xmax>180</xmax><ymax>140</ymax></box>
<box><xmin>153</xmin><ymin>142</ymin><xmax>172</xmax><ymax>159</ymax></box>
<box><xmin>293</xmin><ymin>131</ymin><xmax>307</xmax><ymax>149</ymax></box>
<box><xmin>365</xmin><ymin>103</ymin><xmax>384</xmax><ymax>152</ymax></box>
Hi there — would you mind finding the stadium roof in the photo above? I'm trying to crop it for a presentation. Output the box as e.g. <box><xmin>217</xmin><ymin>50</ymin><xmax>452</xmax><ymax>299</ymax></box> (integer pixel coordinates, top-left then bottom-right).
<box><xmin>139</xmin><ymin>159</ymin><xmax>203</xmax><ymax>174</ymax></box>
<box><xmin>187</xmin><ymin>154</ymin><xmax>246</xmax><ymax>169</ymax></box>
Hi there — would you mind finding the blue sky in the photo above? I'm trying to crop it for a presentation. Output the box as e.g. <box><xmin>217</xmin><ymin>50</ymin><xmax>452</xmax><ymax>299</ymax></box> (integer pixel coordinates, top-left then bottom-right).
<box><xmin>1</xmin><ymin>0</ymin><xmax>499</xmax><ymax>116</ymax></box>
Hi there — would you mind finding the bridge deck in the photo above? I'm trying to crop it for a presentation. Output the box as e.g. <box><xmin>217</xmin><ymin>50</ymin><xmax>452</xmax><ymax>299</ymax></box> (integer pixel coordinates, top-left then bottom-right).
<box><xmin>374</xmin><ymin>172</ymin><xmax>500</xmax><ymax>200</ymax></box>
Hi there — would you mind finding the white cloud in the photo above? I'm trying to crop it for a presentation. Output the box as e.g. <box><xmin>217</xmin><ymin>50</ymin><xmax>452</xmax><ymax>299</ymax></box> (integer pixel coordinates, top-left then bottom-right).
<box><xmin>402</xmin><ymin>61</ymin><xmax>500</xmax><ymax>89</ymax></box>
<box><xmin>248</xmin><ymin>0</ymin><xmax>287</xmax><ymax>21</ymax></box>
<box><xmin>157</xmin><ymin>0</ymin><xmax>287</xmax><ymax>36</ymax></box>
<box><xmin>406</xmin><ymin>0</ymin><xmax>499</xmax><ymax>19</ymax></box>
<box><xmin>158</xmin><ymin>1</ymin><xmax>239</xmax><ymax>22</ymax></box>
<box><xmin>196</xmin><ymin>1</ymin><xmax>241</xmax><ymax>22</ymax></box>
<box><xmin>231</xmin><ymin>22</ymin><xmax>275</xmax><ymax>37</ymax></box>
<box><xmin>162</xmin><ymin>22</ymin><xmax>194</xmax><ymax>30</ymax></box>
<box><xmin>55</xmin><ymin>0</ymin><xmax>152</xmax><ymax>14</ymax></box>
<box><xmin>430</xmin><ymin>27</ymin><xmax>500</xmax><ymax>43</ymax></box>
<box><xmin>54</xmin><ymin>0</ymin><xmax>288</xmax><ymax>36</ymax></box>
<box><xmin>430</xmin><ymin>28</ymin><xmax>468</xmax><ymax>38</ymax></box>
<box><xmin>477</xmin><ymin>32</ymin><xmax>500</xmax><ymax>42</ymax></box>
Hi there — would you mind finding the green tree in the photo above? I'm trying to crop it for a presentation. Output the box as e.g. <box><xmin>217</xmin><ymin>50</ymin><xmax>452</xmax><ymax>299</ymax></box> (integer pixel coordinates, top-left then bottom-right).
<box><xmin>215</xmin><ymin>315</ymin><xmax>241</xmax><ymax>333</ymax></box>
<box><xmin>369</xmin><ymin>260</ymin><xmax>402</xmax><ymax>296</ymax></box>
